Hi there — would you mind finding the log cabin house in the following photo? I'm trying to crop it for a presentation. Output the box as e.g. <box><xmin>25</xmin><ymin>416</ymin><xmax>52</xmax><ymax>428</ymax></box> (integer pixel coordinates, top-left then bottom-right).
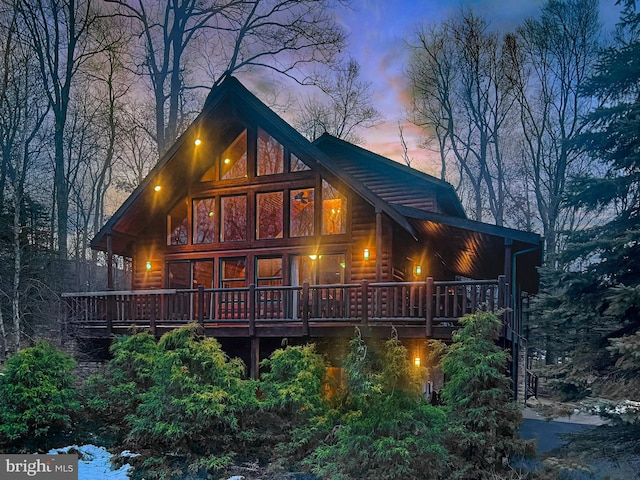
<box><xmin>63</xmin><ymin>76</ymin><xmax>541</xmax><ymax>398</ymax></box>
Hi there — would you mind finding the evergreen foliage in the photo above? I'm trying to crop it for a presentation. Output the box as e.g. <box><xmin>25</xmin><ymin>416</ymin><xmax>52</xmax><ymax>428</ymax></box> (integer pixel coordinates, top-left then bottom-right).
<box><xmin>440</xmin><ymin>312</ymin><xmax>533</xmax><ymax>479</ymax></box>
<box><xmin>84</xmin><ymin>324</ymin><xmax>258</xmax><ymax>479</ymax></box>
<box><xmin>305</xmin><ymin>328</ymin><xmax>450</xmax><ymax>480</ymax></box>
<box><xmin>0</xmin><ymin>340</ymin><xmax>79</xmax><ymax>450</ymax></box>
<box><xmin>530</xmin><ymin>0</ymin><xmax>640</xmax><ymax>401</ymax></box>
<box><xmin>258</xmin><ymin>343</ymin><xmax>332</xmax><ymax>463</ymax></box>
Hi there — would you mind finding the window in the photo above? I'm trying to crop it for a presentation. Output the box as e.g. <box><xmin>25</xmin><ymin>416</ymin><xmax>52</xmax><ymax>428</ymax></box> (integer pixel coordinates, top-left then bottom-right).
<box><xmin>221</xmin><ymin>258</ymin><xmax>247</xmax><ymax>288</ymax></box>
<box><xmin>322</xmin><ymin>180</ymin><xmax>347</xmax><ymax>235</ymax></box>
<box><xmin>167</xmin><ymin>260</ymin><xmax>214</xmax><ymax>289</ymax></box>
<box><xmin>290</xmin><ymin>188</ymin><xmax>315</xmax><ymax>237</ymax></box>
<box><xmin>193</xmin><ymin>197</ymin><xmax>216</xmax><ymax>244</ymax></box>
<box><xmin>256</xmin><ymin>191</ymin><xmax>283</xmax><ymax>239</ymax></box>
<box><xmin>257</xmin><ymin>128</ymin><xmax>284</xmax><ymax>176</ymax></box>
<box><xmin>291</xmin><ymin>253</ymin><xmax>345</xmax><ymax>285</ymax></box>
<box><xmin>168</xmin><ymin>199</ymin><xmax>188</xmax><ymax>245</ymax></box>
<box><xmin>256</xmin><ymin>257</ymin><xmax>283</xmax><ymax>286</ymax></box>
<box><xmin>193</xmin><ymin>260</ymin><xmax>214</xmax><ymax>288</ymax></box>
<box><xmin>291</xmin><ymin>153</ymin><xmax>310</xmax><ymax>172</ymax></box>
<box><xmin>167</xmin><ymin>262</ymin><xmax>190</xmax><ymax>288</ymax></box>
<box><xmin>318</xmin><ymin>254</ymin><xmax>346</xmax><ymax>284</ymax></box>
<box><xmin>220</xmin><ymin>130</ymin><xmax>247</xmax><ymax>180</ymax></box>
<box><xmin>220</xmin><ymin>195</ymin><xmax>247</xmax><ymax>242</ymax></box>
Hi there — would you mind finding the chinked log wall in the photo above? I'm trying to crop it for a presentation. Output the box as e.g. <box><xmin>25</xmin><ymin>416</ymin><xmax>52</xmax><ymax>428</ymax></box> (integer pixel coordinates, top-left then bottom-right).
<box><xmin>62</xmin><ymin>276</ymin><xmax>512</xmax><ymax>342</ymax></box>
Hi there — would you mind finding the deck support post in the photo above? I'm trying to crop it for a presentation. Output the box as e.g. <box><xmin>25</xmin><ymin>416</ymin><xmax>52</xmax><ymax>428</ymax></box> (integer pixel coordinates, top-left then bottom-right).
<box><xmin>106</xmin><ymin>234</ymin><xmax>114</xmax><ymax>291</ymax></box>
<box><xmin>426</xmin><ymin>277</ymin><xmax>433</xmax><ymax>337</ymax></box>
<box><xmin>250</xmin><ymin>337</ymin><xmax>259</xmax><ymax>380</ymax></box>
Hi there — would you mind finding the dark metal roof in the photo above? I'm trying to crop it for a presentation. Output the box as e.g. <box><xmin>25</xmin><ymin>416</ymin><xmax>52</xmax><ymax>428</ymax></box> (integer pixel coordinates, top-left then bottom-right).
<box><xmin>313</xmin><ymin>134</ymin><xmax>466</xmax><ymax>218</ymax></box>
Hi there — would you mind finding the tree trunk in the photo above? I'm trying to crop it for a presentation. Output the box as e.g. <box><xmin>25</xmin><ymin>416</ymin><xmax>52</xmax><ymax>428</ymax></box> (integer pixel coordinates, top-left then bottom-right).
<box><xmin>12</xmin><ymin>190</ymin><xmax>21</xmax><ymax>352</ymax></box>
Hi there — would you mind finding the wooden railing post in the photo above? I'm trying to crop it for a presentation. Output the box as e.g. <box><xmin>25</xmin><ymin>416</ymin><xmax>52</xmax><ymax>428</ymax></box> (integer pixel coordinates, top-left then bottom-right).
<box><xmin>498</xmin><ymin>275</ymin><xmax>509</xmax><ymax>336</ymax></box>
<box><xmin>249</xmin><ymin>284</ymin><xmax>256</xmax><ymax>336</ymax></box>
<box><xmin>302</xmin><ymin>282</ymin><xmax>309</xmax><ymax>336</ymax></box>
<box><xmin>198</xmin><ymin>285</ymin><xmax>205</xmax><ymax>327</ymax></box>
<box><xmin>361</xmin><ymin>279</ymin><xmax>369</xmax><ymax>326</ymax></box>
<box><xmin>426</xmin><ymin>277</ymin><xmax>434</xmax><ymax>337</ymax></box>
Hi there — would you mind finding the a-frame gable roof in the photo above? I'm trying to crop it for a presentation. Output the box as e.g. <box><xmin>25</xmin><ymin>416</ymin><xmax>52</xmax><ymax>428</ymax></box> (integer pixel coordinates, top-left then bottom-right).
<box><xmin>91</xmin><ymin>76</ymin><xmax>418</xmax><ymax>254</ymax></box>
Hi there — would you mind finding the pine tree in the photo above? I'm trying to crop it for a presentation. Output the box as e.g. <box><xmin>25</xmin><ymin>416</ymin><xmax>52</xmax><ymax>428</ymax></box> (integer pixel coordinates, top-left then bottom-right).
<box><xmin>532</xmin><ymin>0</ymin><xmax>640</xmax><ymax>398</ymax></box>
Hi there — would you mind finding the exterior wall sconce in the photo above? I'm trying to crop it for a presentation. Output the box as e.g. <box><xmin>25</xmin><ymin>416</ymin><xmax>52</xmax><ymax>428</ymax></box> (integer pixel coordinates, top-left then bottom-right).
<box><xmin>414</xmin><ymin>357</ymin><xmax>421</xmax><ymax>367</ymax></box>
<box><xmin>145</xmin><ymin>261</ymin><xmax>152</xmax><ymax>271</ymax></box>
<box><xmin>309</xmin><ymin>254</ymin><xmax>321</xmax><ymax>260</ymax></box>
<box><xmin>415</xmin><ymin>265</ymin><xmax>422</xmax><ymax>275</ymax></box>
<box><xmin>363</xmin><ymin>248</ymin><xmax>370</xmax><ymax>260</ymax></box>
<box><xmin>194</xmin><ymin>138</ymin><xmax>202</xmax><ymax>146</ymax></box>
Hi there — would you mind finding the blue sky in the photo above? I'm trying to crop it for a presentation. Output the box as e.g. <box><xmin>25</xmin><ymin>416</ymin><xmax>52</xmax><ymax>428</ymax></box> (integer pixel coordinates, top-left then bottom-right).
<box><xmin>332</xmin><ymin>0</ymin><xmax>621</xmax><ymax>171</ymax></box>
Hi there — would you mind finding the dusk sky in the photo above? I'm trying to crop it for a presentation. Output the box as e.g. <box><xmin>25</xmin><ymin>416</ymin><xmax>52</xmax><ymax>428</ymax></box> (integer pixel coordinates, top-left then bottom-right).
<box><xmin>331</xmin><ymin>0</ymin><xmax>621</xmax><ymax>173</ymax></box>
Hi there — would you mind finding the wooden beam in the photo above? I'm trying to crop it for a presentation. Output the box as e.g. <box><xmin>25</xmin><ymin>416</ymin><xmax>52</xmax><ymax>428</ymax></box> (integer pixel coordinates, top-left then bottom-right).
<box><xmin>106</xmin><ymin>234</ymin><xmax>114</xmax><ymax>290</ymax></box>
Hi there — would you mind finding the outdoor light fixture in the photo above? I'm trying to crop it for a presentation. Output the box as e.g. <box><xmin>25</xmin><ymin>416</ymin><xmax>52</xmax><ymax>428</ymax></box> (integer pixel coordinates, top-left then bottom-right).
<box><xmin>309</xmin><ymin>254</ymin><xmax>318</xmax><ymax>260</ymax></box>
<box><xmin>363</xmin><ymin>248</ymin><xmax>370</xmax><ymax>260</ymax></box>
<box><xmin>224</xmin><ymin>158</ymin><xmax>231</xmax><ymax>164</ymax></box>
<box><xmin>415</xmin><ymin>265</ymin><xmax>422</xmax><ymax>275</ymax></box>
<box><xmin>194</xmin><ymin>138</ymin><xmax>202</xmax><ymax>146</ymax></box>
<box><xmin>414</xmin><ymin>357</ymin><xmax>421</xmax><ymax>367</ymax></box>
<box><xmin>145</xmin><ymin>261</ymin><xmax>152</xmax><ymax>271</ymax></box>
<box><xmin>154</xmin><ymin>185</ymin><xmax>161</xmax><ymax>192</ymax></box>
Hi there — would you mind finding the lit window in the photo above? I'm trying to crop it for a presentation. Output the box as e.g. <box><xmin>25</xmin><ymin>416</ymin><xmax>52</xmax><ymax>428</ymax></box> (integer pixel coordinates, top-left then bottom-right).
<box><xmin>322</xmin><ymin>180</ymin><xmax>347</xmax><ymax>235</ymax></box>
<box><xmin>290</xmin><ymin>188</ymin><xmax>315</xmax><ymax>237</ymax></box>
<box><xmin>291</xmin><ymin>153</ymin><xmax>310</xmax><ymax>172</ymax></box>
<box><xmin>220</xmin><ymin>130</ymin><xmax>247</xmax><ymax>180</ymax></box>
<box><xmin>193</xmin><ymin>197</ymin><xmax>216</xmax><ymax>244</ymax></box>
<box><xmin>220</xmin><ymin>195</ymin><xmax>247</xmax><ymax>242</ymax></box>
<box><xmin>257</xmin><ymin>128</ymin><xmax>284</xmax><ymax>176</ymax></box>
<box><xmin>256</xmin><ymin>191</ymin><xmax>283</xmax><ymax>239</ymax></box>
<box><xmin>167</xmin><ymin>199</ymin><xmax>188</xmax><ymax>246</ymax></box>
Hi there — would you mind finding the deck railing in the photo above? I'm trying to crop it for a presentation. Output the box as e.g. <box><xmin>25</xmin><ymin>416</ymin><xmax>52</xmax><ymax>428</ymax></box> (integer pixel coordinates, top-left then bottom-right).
<box><xmin>62</xmin><ymin>276</ymin><xmax>509</xmax><ymax>338</ymax></box>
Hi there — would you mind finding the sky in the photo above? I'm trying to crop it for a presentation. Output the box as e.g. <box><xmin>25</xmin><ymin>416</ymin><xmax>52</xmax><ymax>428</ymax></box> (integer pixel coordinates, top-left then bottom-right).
<box><xmin>329</xmin><ymin>0</ymin><xmax>622</xmax><ymax>173</ymax></box>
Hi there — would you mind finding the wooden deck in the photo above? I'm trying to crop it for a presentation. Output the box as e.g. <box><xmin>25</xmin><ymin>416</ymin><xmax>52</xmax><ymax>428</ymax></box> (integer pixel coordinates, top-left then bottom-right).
<box><xmin>63</xmin><ymin>277</ymin><xmax>511</xmax><ymax>341</ymax></box>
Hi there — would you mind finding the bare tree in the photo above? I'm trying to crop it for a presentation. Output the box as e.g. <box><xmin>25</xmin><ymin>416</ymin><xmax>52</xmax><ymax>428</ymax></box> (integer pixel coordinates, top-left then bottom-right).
<box><xmin>0</xmin><ymin>8</ymin><xmax>49</xmax><ymax>353</ymax></box>
<box><xmin>295</xmin><ymin>58</ymin><xmax>381</xmax><ymax>144</ymax></box>
<box><xmin>408</xmin><ymin>10</ymin><xmax>518</xmax><ymax>226</ymax></box>
<box><xmin>106</xmin><ymin>0</ymin><xmax>347</xmax><ymax>154</ymax></box>
<box><xmin>504</xmin><ymin>0</ymin><xmax>602</xmax><ymax>262</ymax></box>
<box><xmin>16</xmin><ymin>0</ymin><xmax>108</xmax><ymax>259</ymax></box>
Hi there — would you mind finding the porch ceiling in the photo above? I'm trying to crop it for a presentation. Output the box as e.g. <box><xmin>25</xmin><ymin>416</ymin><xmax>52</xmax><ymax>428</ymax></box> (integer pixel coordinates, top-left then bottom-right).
<box><xmin>394</xmin><ymin>205</ymin><xmax>542</xmax><ymax>293</ymax></box>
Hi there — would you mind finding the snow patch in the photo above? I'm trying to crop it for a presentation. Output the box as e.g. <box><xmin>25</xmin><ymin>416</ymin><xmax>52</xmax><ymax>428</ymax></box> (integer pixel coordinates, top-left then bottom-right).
<box><xmin>48</xmin><ymin>444</ymin><xmax>134</xmax><ymax>479</ymax></box>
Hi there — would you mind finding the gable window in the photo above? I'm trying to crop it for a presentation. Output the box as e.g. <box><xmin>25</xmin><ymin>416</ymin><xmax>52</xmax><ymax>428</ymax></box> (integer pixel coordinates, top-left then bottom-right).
<box><xmin>193</xmin><ymin>197</ymin><xmax>216</xmax><ymax>244</ymax></box>
<box><xmin>256</xmin><ymin>257</ymin><xmax>283</xmax><ymax>286</ymax></box>
<box><xmin>168</xmin><ymin>199</ymin><xmax>188</xmax><ymax>246</ymax></box>
<box><xmin>291</xmin><ymin>153</ymin><xmax>310</xmax><ymax>172</ymax></box>
<box><xmin>322</xmin><ymin>180</ymin><xmax>347</xmax><ymax>235</ymax></box>
<box><xmin>221</xmin><ymin>130</ymin><xmax>247</xmax><ymax>180</ymax></box>
<box><xmin>290</xmin><ymin>188</ymin><xmax>315</xmax><ymax>237</ymax></box>
<box><xmin>257</xmin><ymin>128</ymin><xmax>284</xmax><ymax>176</ymax></box>
<box><xmin>256</xmin><ymin>191</ymin><xmax>283</xmax><ymax>239</ymax></box>
<box><xmin>221</xmin><ymin>195</ymin><xmax>247</xmax><ymax>242</ymax></box>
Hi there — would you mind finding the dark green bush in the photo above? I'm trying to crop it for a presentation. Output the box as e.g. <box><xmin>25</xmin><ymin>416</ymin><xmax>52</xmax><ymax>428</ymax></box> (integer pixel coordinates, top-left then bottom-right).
<box><xmin>0</xmin><ymin>340</ymin><xmax>79</xmax><ymax>450</ymax></box>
